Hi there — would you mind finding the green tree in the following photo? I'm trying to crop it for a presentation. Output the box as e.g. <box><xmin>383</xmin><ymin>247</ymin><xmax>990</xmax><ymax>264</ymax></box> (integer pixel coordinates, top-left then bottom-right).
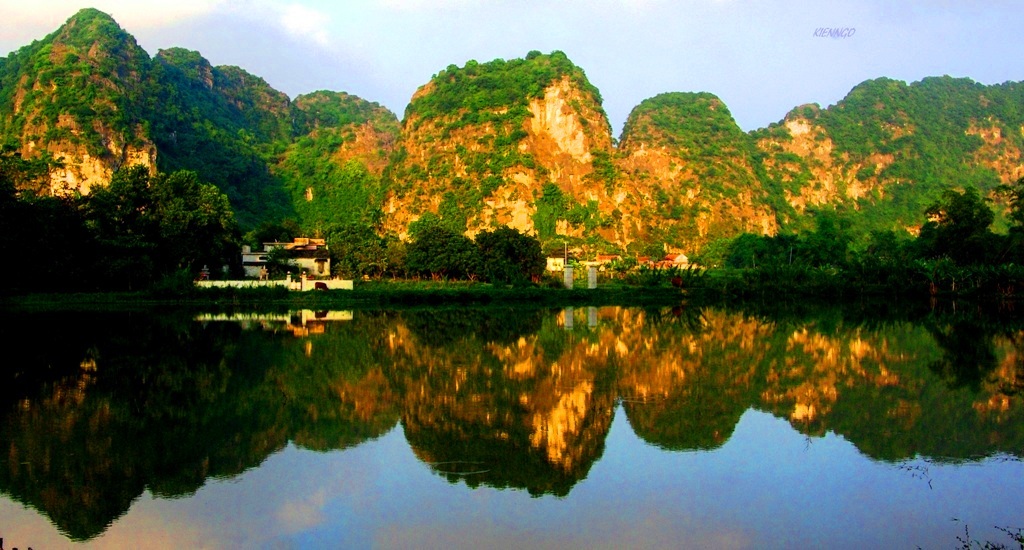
<box><xmin>406</xmin><ymin>220</ymin><xmax>479</xmax><ymax>280</ymax></box>
<box><xmin>86</xmin><ymin>166</ymin><xmax>238</xmax><ymax>288</ymax></box>
<box><xmin>325</xmin><ymin>223</ymin><xmax>388</xmax><ymax>279</ymax></box>
<box><xmin>382</xmin><ymin>235</ymin><xmax>407</xmax><ymax>279</ymax></box>
<box><xmin>264</xmin><ymin>245</ymin><xmax>297</xmax><ymax>278</ymax></box>
<box><xmin>0</xmin><ymin>147</ymin><xmax>93</xmax><ymax>291</ymax></box>
<box><xmin>726</xmin><ymin>233</ymin><xmax>771</xmax><ymax>269</ymax></box>
<box><xmin>1003</xmin><ymin>176</ymin><xmax>1024</xmax><ymax>230</ymax></box>
<box><xmin>997</xmin><ymin>176</ymin><xmax>1024</xmax><ymax>263</ymax></box>
<box><xmin>533</xmin><ymin>183</ymin><xmax>566</xmax><ymax>239</ymax></box>
<box><xmin>799</xmin><ymin>210</ymin><xmax>852</xmax><ymax>267</ymax></box>
<box><xmin>86</xmin><ymin>165</ymin><xmax>160</xmax><ymax>288</ymax></box>
<box><xmin>150</xmin><ymin>170</ymin><xmax>236</xmax><ymax>273</ymax></box>
<box><xmin>245</xmin><ymin>219</ymin><xmax>301</xmax><ymax>248</ymax></box>
<box><xmin>475</xmin><ymin>227</ymin><xmax>545</xmax><ymax>284</ymax></box>
<box><xmin>916</xmin><ymin>186</ymin><xmax>996</xmax><ymax>265</ymax></box>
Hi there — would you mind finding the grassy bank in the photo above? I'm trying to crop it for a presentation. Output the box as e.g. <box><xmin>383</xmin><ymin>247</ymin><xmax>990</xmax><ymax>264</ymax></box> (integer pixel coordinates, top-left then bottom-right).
<box><xmin>5</xmin><ymin>263</ymin><xmax>1021</xmax><ymax>313</ymax></box>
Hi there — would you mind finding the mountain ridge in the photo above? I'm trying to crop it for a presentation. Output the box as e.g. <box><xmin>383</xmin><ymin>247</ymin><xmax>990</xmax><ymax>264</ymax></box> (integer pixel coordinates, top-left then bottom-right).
<box><xmin>2</xmin><ymin>8</ymin><xmax>1021</xmax><ymax>255</ymax></box>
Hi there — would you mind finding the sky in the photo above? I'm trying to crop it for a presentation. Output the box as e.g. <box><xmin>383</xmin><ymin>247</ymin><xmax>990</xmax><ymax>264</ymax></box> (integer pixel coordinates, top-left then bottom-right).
<box><xmin>2</xmin><ymin>1</ymin><xmax>1023</xmax><ymax>136</ymax></box>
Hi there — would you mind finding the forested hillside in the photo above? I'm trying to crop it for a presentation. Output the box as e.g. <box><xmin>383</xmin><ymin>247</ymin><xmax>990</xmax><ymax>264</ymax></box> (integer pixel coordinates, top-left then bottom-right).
<box><xmin>0</xmin><ymin>8</ymin><xmax>155</xmax><ymax>195</ymax></box>
<box><xmin>383</xmin><ymin>50</ymin><xmax>614</xmax><ymax>244</ymax></box>
<box><xmin>280</xmin><ymin>91</ymin><xmax>400</xmax><ymax>232</ymax></box>
<box><xmin>0</xmin><ymin>8</ymin><xmax>397</xmax><ymax>229</ymax></box>
<box><xmin>616</xmin><ymin>92</ymin><xmax>777</xmax><ymax>255</ymax></box>
<box><xmin>1</xmin><ymin>7</ymin><xmax>1022</xmax><ymax>259</ymax></box>
<box><xmin>755</xmin><ymin>76</ymin><xmax>1024</xmax><ymax>234</ymax></box>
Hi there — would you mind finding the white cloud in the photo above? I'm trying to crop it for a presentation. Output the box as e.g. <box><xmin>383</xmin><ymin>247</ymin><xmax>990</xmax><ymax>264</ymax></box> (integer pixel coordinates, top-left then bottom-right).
<box><xmin>376</xmin><ymin>0</ymin><xmax>478</xmax><ymax>10</ymax></box>
<box><xmin>276</xmin><ymin>489</ymin><xmax>328</xmax><ymax>533</ymax></box>
<box><xmin>277</xmin><ymin>3</ymin><xmax>333</xmax><ymax>47</ymax></box>
<box><xmin>213</xmin><ymin>1</ymin><xmax>335</xmax><ymax>50</ymax></box>
<box><xmin>0</xmin><ymin>0</ymin><xmax>223</xmax><ymax>29</ymax></box>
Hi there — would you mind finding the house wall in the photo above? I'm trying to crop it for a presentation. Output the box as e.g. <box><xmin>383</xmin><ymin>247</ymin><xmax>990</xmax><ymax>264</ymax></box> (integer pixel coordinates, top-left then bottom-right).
<box><xmin>194</xmin><ymin>278</ymin><xmax>353</xmax><ymax>291</ymax></box>
<box><xmin>195</xmin><ymin>280</ymin><xmax>289</xmax><ymax>289</ymax></box>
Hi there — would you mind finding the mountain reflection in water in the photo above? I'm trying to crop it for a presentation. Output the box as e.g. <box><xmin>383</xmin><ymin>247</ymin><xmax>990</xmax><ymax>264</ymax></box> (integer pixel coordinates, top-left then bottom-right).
<box><xmin>0</xmin><ymin>304</ymin><xmax>1022</xmax><ymax>544</ymax></box>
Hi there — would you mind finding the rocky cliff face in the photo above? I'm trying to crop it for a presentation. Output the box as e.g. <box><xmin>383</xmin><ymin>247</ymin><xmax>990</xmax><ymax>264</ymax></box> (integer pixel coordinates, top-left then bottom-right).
<box><xmin>382</xmin><ymin>52</ymin><xmax>616</xmax><ymax>242</ymax></box>
<box><xmin>0</xmin><ymin>8</ymin><xmax>157</xmax><ymax>195</ymax></box>
<box><xmin>754</xmin><ymin>77</ymin><xmax>1024</xmax><ymax>232</ymax></box>
<box><xmin>4</xmin><ymin>9</ymin><xmax>1023</xmax><ymax>248</ymax></box>
<box><xmin>380</xmin><ymin>65</ymin><xmax>1024</xmax><ymax>254</ymax></box>
<box><xmin>616</xmin><ymin>92</ymin><xmax>777</xmax><ymax>254</ymax></box>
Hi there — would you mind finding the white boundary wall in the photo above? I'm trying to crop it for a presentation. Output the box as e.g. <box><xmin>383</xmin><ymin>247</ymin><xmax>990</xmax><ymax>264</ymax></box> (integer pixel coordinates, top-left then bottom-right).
<box><xmin>195</xmin><ymin>279</ymin><xmax>353</xmax><ymax>291</ymax></box>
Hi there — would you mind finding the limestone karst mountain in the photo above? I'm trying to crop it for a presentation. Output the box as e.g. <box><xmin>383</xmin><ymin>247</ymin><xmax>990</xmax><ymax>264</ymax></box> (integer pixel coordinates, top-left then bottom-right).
<box><xmin>0</xmin><ymin>8</ymin><xmax>398</xmax><ymax>227</ymax></box>
<box><xmin>0</xmin><ymin>8</ymin><xmax>156</xmax><ymax>195</ymax></box>
<box><xmin>616</xmin><ymin>92</ymin><xmax>778</xmax><ymax>254</ymax></box>
<box><xmin>382</xmin><ymin>50</ymin><xmax>616</xmax><ymax>244</ymax></box>
<box><xmin>753</xmin><ymin>76</ymin><xmax>1024</xmax><ymax>235</ymax></box>
<box><xmin>2</xmin><ymin>8</ymin><xmax>1022</xmax><ymax>253</ymax></box>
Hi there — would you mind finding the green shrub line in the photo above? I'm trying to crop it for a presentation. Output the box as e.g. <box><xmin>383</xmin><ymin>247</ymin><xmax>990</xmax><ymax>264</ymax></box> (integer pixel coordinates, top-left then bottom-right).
<box><xmin>4</xmin><ymin>265</ymin><xmax>1022</xmax><ymax>314</ymax></box>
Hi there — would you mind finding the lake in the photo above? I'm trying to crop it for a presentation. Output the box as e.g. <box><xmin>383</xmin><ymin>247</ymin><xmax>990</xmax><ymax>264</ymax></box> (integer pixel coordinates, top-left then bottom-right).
<box><xmin>1</xmin><ymin>304</ymin><xmax>1022</xmax><ymax>548</ymax></box>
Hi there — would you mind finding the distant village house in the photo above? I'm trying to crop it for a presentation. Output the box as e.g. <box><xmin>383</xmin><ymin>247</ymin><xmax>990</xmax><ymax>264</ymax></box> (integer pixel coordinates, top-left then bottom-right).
<box><xmin>242</xmin><ymin>238</ymin><xmax>330</xmax><ymax>278</ymax></box>
<box><xmin>656</xmin><ymin>253</ymin><xmax>689</xmax><ymax>269</ymax></box>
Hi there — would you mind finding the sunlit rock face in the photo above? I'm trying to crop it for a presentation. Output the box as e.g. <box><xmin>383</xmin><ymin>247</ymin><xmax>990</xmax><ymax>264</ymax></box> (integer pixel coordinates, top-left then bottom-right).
<box><xmin>3</xmin><ymin>305</ymin><xmax>1024</xmax><ymax>539</ymax></box>
<box><xmin>388</xmin><ymin>309</ymin><xmax>615</xmax><ymax>496</ymax></box>
<box><xmin>381</xmin><ymin>52</ymin><xmax>616</xmax><ymax>242</ymax></box>
<box><xmin>617</xmin><ymin>93</ymin><xmax>778</xmax><ymax>253</ymax></box>
<box><xmin>3</xmin><ymin>9</ymin><xmax>159</xmax><ymax>196</ymax></box>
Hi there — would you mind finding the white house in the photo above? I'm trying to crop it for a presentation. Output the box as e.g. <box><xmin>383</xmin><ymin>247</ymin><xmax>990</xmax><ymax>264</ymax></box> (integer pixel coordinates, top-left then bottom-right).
<box><xmin>242</xmin><ymin>237</ymin><xmax>330</xmax><ymax>278</ymax></box>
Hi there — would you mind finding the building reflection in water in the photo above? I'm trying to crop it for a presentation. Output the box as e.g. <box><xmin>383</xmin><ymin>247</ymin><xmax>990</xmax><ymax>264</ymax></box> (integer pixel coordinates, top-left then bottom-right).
<box><xmin>0</xmin><ymin>305</ymin><xmax>1022</xmax><ymax>540</ymax></box>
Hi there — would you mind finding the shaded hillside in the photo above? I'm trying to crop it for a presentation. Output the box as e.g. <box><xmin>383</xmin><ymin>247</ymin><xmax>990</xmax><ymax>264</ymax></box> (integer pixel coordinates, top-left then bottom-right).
<box><xmin>383</xmin><ymin>51</ymin><xmax>617</xmax><ymax>246</ymax></box>
<box><xmin>149</xmin><ymin>47</ymin><xmax>293</xmax><ymax>225</ymax></box>
<box><xmin>277</xmin><ymin>91</ymin><xmax>400</xmax><ymax>231</ymax></box>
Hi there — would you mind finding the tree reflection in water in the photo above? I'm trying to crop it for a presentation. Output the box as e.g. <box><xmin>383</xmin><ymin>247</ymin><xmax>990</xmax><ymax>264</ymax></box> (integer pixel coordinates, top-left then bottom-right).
<box><xmin>1</xmin><ymin>303</ymin><xmax>1023</xmax><ymax>539</ymax></box>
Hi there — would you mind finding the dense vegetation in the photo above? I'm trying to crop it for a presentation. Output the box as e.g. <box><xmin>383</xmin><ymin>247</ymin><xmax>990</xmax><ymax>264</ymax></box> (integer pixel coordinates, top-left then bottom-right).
<box><xmin>405</xmin><ymin>50</ymin><xmax>605</xmax><ymax>131</ymax></box>
<box><xmin>0</xmin><ymin>8</ymin><xmax>151</xmax><ymax>158</ymax></box>
<box><xmin>0</xmin><ymin>9</ymin><xmax>404</xmax><ymax>231</ymax></box>
<box><xmin>147</xmin><ymin>47</ymin><xmax>294</xmax><ymax>226</ymax></box>
<box><xmin>755</xmin><ymin>76</ymin><xmax>1024</xmax><ymax>234</ymax></box>
<box><xmin>0</xmin><ymin>148</ymin><xmax>238</xmax><ymax>292</ymax></box>
<box><xmin>3</xmin><ymin>9</ymin><xmax>1024</xmax><ymax>300</ymax></box>
<box><xmin>619</xmin><ymin>92</ymin><xmax>773</xmax><ymax>249</ymax></box>
<box><xmin>276</xmin><ymin>91</ymin><xmax>400</xmax><ymax>233</ymax></box>
<box><xmin>691</xmin><ymin>178</ymin><xmax>1024</xmax><ymax>299</ymax></box>
<box><xmin>386</xmin><ymin>51</ymin><xmax>610</xmax><ymax>231</ymax></box>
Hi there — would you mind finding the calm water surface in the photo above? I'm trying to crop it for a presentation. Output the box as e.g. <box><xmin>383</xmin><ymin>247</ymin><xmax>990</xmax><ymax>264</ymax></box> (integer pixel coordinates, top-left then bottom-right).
<box><xmin>1</xmin><ymin>305</ymin><xmax>1022</xmax><ymax>548</ymax></box>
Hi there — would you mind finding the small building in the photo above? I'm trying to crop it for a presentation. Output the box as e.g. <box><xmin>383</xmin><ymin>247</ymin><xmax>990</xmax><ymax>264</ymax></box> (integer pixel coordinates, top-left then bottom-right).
<box><xmin>545</xmin><ymin>248</ymin><xmax>576</xmax><ymax>272</ymax></box>
<box><xmin>242</xmin><ymin>237</ymin><xmax>330</xmax><ymax>278</ymax></box>
<box><xmin>655</xmin><ymin>253</ymin><xmax>690</xmax><ymax>269</ymax></box>
<box><xmin>666</xmin><ymin>253</ymin><xmax>688</xmax><ymax>266</ymax></box>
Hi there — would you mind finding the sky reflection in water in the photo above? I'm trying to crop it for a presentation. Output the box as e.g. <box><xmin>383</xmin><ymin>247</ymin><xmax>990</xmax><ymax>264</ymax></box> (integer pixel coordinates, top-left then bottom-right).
<box><xmin>1</xmin><ymin>306</ymin><xmax>1022</xmax><ymax>549</ymax></box>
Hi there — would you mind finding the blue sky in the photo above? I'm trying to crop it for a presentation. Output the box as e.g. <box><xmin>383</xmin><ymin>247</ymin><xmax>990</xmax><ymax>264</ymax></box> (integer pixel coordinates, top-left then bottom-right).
<box><xmin>2</xmin><ymin>1</ymin><xmax>1022</xmax><ymax>135</ymax></box>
